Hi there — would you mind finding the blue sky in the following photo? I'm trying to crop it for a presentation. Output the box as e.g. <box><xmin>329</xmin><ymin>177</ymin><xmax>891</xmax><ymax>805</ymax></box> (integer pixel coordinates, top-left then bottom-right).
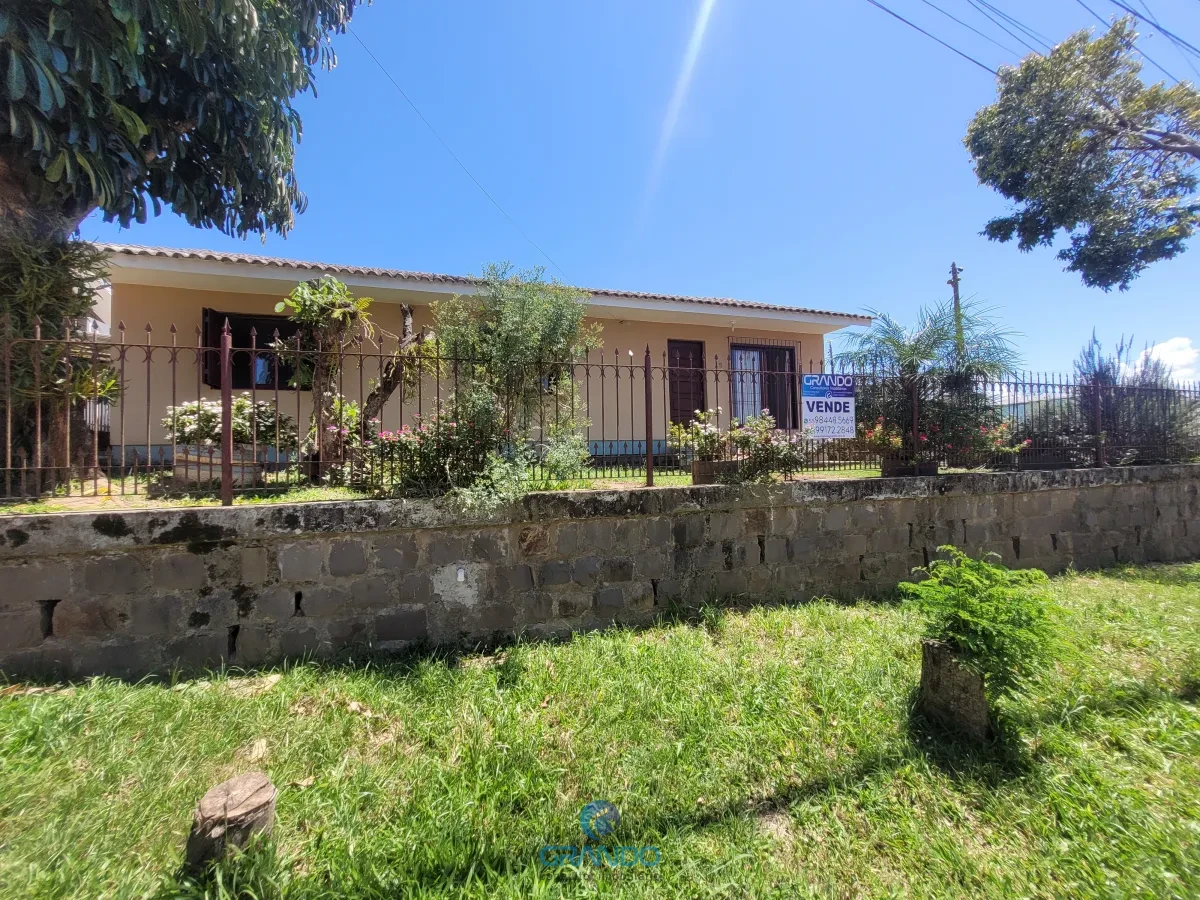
<box><xmin>83</xmin><ymin>0</ymin><xmax>1200</xmax><ymax>377</ymax></box>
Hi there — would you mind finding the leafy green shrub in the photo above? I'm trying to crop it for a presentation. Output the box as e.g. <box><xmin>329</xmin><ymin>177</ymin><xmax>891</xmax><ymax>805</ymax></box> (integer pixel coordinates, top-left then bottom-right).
<box><xmin>448</xmin><ymin>448</ymin><xmax>534</xmax><ymax>514</ymax></box>
<box><xmin>899</xmin><ymin>546</ymin><xmax>1057</xmax><ymax>699</ymax></box>
<box><xmin>538</xmin><ymin>423</ymin><xmax>590</xmax><ymax>482</ymax></box>
<box><xmin>162</xmin><ymin>395</ymin><xmax>297</xmax><ymax>449</ymax></box>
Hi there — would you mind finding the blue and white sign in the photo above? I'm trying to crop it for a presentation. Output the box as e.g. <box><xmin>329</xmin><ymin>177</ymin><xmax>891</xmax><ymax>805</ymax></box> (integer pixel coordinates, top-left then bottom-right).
<box><xmin>801</xmin><ymin>374</ymin><xmax>856</xmax><ymax>438</ymax></box>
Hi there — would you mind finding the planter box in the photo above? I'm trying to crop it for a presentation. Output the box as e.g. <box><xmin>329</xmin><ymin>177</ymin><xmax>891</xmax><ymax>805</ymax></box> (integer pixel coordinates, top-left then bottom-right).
<box><xmin>173</xmin><ymin>447</ymin><xmax>264</xmax><ymax>486</ymax></box>
<box><xmin>917</xmin><ymin>639</ymin><xmax>991</xmax><ymax>743</ymax></box>
<box><xmin>880</xmin><ymin>458</ymin><xmax>939</xmax><ymax>478</ymax></box>
<box><xmin>691</xmin><ymin>459</ymin><xmax>740</xmax><ymax>485</ymax></box>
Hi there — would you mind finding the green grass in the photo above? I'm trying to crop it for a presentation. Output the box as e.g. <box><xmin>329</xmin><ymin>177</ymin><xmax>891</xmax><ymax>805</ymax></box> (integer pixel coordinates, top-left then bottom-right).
<box><xmin>1</xmin><ymin>564</ymin><xmax>1198</xmax><ymax>898</ymax></box>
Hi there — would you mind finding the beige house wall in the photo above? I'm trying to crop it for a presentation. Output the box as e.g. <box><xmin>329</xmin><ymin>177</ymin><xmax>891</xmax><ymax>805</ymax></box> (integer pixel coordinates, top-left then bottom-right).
<box><xmin>106</xmin><ymin>284</ymin><xmax>830</xmax><ymax>451</ymax></box>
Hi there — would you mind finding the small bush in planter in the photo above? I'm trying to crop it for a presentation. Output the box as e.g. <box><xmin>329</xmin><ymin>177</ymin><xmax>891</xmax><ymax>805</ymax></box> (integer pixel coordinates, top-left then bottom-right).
<box><xmin>899</xmin><ymin>546</ymin><xmax>1057</xmax><ymax>739</ymax></box>
<box><xmin>162</xmin><ymin>395</ymin><xmax>298</xmax><ymax>450</ymax></box>
<box><xmin>725</xmin><ymin>412</ymin><xmax>808</xmax><ymax>483</ymax></box>
<box><xmin>668</xmin><ymin>408</ymin><xmax>726</xmax><ymax>462</ymax></box>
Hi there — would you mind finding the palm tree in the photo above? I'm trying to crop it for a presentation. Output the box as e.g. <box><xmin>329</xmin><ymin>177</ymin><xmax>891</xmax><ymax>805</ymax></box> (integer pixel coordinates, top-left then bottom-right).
<box><xmin>837</xmin><ymin>299</ymin><xmax>1020</xmax><ymax>457</ymax></box>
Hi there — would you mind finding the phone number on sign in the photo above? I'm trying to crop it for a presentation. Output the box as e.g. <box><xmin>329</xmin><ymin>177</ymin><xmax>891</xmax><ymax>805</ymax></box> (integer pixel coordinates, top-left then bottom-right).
<box><xmin>807</xmin><ymin>422</ymin><xmax>855</xmax><ymax>438</ymax></box>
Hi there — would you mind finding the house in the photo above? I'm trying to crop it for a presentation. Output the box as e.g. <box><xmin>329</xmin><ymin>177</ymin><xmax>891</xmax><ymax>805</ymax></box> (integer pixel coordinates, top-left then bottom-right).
<box><xmin>93</xmin><ymin>244</ymin><xmax>870</xmax><ymax>459</ymax></box>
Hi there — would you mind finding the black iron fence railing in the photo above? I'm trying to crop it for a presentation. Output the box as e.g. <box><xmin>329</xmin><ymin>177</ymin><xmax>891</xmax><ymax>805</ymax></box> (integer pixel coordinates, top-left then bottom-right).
<box><xmin>3</xmin><ymin>317</ymin><xmax>1199</xmax><ymax>504</ymax></box>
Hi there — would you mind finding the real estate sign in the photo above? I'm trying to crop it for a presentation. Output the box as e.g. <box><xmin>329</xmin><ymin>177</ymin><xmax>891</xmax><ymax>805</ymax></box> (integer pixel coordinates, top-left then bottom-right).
<box><xmin>801</xmin><ymin>374</ymin><xmax>856</xmax><ymax>439</ymax></box>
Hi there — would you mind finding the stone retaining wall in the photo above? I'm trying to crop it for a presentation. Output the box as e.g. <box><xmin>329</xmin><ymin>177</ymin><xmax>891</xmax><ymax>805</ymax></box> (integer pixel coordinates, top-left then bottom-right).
<box><xmin>1</xmin><ymin>465</ymin><xmax>1197</xmax><ymax>678</ymax></box>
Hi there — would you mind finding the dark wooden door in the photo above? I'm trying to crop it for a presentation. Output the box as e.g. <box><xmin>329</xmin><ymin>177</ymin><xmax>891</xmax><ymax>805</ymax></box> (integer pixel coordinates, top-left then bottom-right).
<box><xmin>667</xmin><ymin>340</ymin><xmax>706</xmax><ymax>425</ymax></box>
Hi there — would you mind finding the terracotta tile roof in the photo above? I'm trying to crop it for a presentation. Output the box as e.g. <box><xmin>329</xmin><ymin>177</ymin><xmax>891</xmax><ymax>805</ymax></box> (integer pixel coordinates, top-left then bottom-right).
<box><xmin>99</xmin><ymin>243</ymin><xmax>871</xmax><ymax>323</ymax></box>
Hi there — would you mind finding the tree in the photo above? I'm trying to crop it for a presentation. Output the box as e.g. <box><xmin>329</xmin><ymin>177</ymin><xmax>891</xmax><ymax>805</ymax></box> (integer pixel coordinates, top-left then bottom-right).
<box><xmin>965</xmin><ymin>18</ymin><xmax>1200</xmax><ymax>290</ymax></box>
<box><xmin>1074</xmin><ymin>332</ymin><xmax>1199</xmax><ymax>462</ymax></box>
<box><xmin>0</xmin><ymin>225</ymin><xmax>117</xmax><ymax>481</ymax></box>
<box><xmin>838</xmin><ymin>299</ymin><xmax>1019</xmax><ymax>457</ymax></box>
<box><xmin>273</xmin><ymin>276</ymin><xmax>423</xmax><ymax>466</ymax></box>
<box><xmin>0</xmin><ymin>0</ymin><xmax>363</xmax><ymax>239</ymax></box>
<box><xmin>432</xmin><ymin>263</ymin><xmax>601</xmax><ymax>436</ymax></box>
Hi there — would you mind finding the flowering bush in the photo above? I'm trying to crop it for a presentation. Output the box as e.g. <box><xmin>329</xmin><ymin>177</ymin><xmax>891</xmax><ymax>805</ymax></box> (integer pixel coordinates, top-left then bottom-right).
<box><xmin>936</xmin><ymin>421</ymin><xmax>1029</xmax><ymax>460</ymax></box>
<box><xmin>161</xmin><ymin>395</ymin><xmax>297</xmax><ymax>449</ymax></box>
<box><xmin>668</xmin><ymin>408</ymin><xmax>726</xmax><ymax>461</ymax></box>
<box><xmin>363</xmin><ymin>388</ymin><xmax>505</xmax><ymax>494</ymax></box>
<box><xmin>727</xmin><ymin>411</ymin><xmax>809</xmax><ymax>483</ymax></box>
<box><xmin>858</xmin><ymin>417</ymin><xmax>907</xmax><ymax>452</ymax></box>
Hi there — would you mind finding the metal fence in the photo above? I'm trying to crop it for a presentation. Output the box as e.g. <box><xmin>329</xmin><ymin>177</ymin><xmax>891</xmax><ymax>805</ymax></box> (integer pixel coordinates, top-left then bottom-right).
<box><xmin>3</xmin><ymin>318</ymin><xmax>1200</xmax><ymax>505</ymax></box>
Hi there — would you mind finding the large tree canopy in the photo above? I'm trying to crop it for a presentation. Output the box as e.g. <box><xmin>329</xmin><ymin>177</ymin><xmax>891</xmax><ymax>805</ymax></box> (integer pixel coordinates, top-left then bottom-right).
<box><xmin>0</xmin><ymin>0</ymin><xmax>362</xmax><ymax>239</ymax></box>
<box><xmin>965</xmin><ymin>18</ymin><xmax>1200</xmax><ymax>291</ymax></box>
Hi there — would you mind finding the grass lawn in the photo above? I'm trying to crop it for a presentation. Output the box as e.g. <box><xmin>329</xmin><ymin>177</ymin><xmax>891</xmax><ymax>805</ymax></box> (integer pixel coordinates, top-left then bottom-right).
<box><xmin>1</xmin><ymin>564</ymin><xmax>1197</xmax><ymax>898</ymax></box>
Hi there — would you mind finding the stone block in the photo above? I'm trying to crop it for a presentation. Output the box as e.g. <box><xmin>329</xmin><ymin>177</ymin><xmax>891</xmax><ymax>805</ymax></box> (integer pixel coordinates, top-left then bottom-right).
<box><xmin>471</xmin><ymin>532</ymin><xmax>508</xmax><ymax>562</ymax></box>
<box><xmin>0</xmin><ymin>610</ymin><xmax>43</xmax><ymax>651</ymax></box>
<box><xmin>633</xmin><ymin>551</ymin><xmax>668</xmax><ymax>580</ymax></box>
<box><xmin>165</xmin><ymin>632</ymin><xmax>228</xmax><ymax>671</ymax></box>
<box><xmin>258</xmin><ymin>586</ymin><xmax>300</xmax><ymax>621</ymax></box>
<box><xmin>233</xmin><ymin>625</ymin><xmax>273</xmax><ymax>666</ymax></box>
<box><xmin>557</xmin><ymin>590</ymin><xmax>593</xmax><ymax>618</ymax></box>
<box><xmin>153</xmin><ymin>553</ymin><xmax>208</xmax><ymax>592</ymax></box>
<box><xmin>327</xmin><ymin>618</ymin><xmax>370</xmax><ymax>648</ymax></box>
<box><xmin>350</xmin><ymin>576</ymin><xmax>393</xmax><ymax>608</ymax></box>
<box><xmin>279</xmin><ymin>625</ymin><xmax>319</xmax><ymax>658</ymax></box>
<box><xmin>572</xmin><ymin>556</ymin><xmax>602</xmax><ymax>586</ymax></box>
<box><xmin>427</xmin><ymin>534</ymin><xmax>467</xmax><ymax>566</ymax></box>
<box><xmin>517</xmin><ymin>525</ymin><xmax>549</xmax><ymax>557</ymax></box>
<box><xmin>374</xmin><ymin>535</ymin><xmax>419</xmax><ymax>571</ymax></box>
<box><xmin>397</xmin><ymin>572</ymin><xmax>434</xmax><ymax>605</ymax></box>
<box><xmin>129</xmin><ymin>595</ymin><xmax>181</xmax><ymax>636</ymax></box>
<box><xmin>54</xmin><ymin>597</ymin><xmax>128</xmax><ymax>638</ymax></box>
<box><xmin>762</xmin><ymin>536</ymin><xmax>789</xmax><ymax>565</ymax></box>
<box><xmin>328</xmin><ymin>540</ymin><xmax>368</xmax><ymax>577</ymax></box>
<box><xmin>240</xmin><ymin>548</ymin><xmax>271</xmax><ymax>585</ymax></box>
<box><xmin>0</xmin><ymin>562</ymin><xmax>71</xmax><ymax>607</ymax></box>
<box><xmin>495</xmin><ymin>564</ymin><xmax>534</xmax><ymax>594</ymax></box>
<box><xmin>840</xmin><ymin>534</ymin><xmax>867</xmax><ymax>556</ymax></box>
<box><xmin>278</xmin><ymin>544</ymin><xmax>322</xmax><ymax>582</ymax></box>
<box><xmin>869</xmin><ymin>528</ymin><xmax>909</xmax><ymax>555</ymax></box>
<box><xmin>713</xmin><ymin>569</ymin><xmax>750</xmax><ymax>597</ymax></box>
<box><xmin>580</xmin><ymin>520</ymin><xmax>616</xmax><ymax>552</ymax></box>
<box><xmin>375</xmin><ymin>607</ymin><xmax>428</xmax><ymax>642</ymax></box>
<box><xmin>645</xmin><ymin>517</ymin><xmax>672</xmax><ymax>547</ymax></box>
<box><xmin>594</xmin><ymin>586</ymin><xmax>625</xmax><ymax>611</ymax></box>
<box><xmin>673</xmin><ymin>515</ymin><xmax>706</xmax><ymax>549</ymax></box>
<box><xmin>601</xmin><ymin>557</ymin><xmax>634</xmax><ymax>582</ymax></box>
<box><xmin>538</xmin><ymin>560</ymin><xmax>572</xmax><ymax>587</ymax></box>
<box><xmin>84</xmin><ymin>555</ymin><xmax>148</xmax><ymax>596</ymax></box>
<box><xmin>516</xmin><ymin>591</ymin><xmax>554</xmax><ymax>623</ymax></box>
<box><xmin>822</xmin><ymin>506</ymin><xmax>849</xmax><ymax>531</ymax></box>
<box><xmin>555</xmin><ymin>523</ymin><xmax>580</xmax><ymax>556</ymax></box>
<box><xmin>613</xmin><ymin>519</ymin><xmax>645</xmax><ymax>552</ymax></box>
<box><xmin>299</xmin><ymin>585</ymin><xmax>352</xmax><ymax>618</ymax></box>
<box><xmin>477</xmin><ymin>604</ymin><xmax>516</xmax><ymax>632</ymax></box>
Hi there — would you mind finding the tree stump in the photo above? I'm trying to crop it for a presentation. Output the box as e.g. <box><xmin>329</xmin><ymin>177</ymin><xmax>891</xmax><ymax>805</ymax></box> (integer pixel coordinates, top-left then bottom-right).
<box><xmin>184</xmin><ymin>771</ymin><xmax>277</xmax><ymax>870</ymax></box>
<box><xmin>917</xmin><ymin>640</ymin><xmax>992</xmax><ymax>743</ymax></box>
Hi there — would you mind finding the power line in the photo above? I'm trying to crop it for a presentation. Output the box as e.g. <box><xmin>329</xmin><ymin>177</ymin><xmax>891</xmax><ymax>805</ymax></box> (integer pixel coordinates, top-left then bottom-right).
<box><xmin>864</xmin><ymin>0</ymin><xmax>998</xmax><ymax>74</ymax></box>
<box><xmin>916</xmin><ymin>0</ymin><xmax>1019</xmax><ymax>56</ymax></box>
<box><xmin>1136</xmin><ymin>0</ymin><xmax>1200</xmax><ymax>78</ymax></box>
<box><xmin>965</xmin><ymin>0</ymin><xmax>1042</xmax><ymax>55</ymax></box>
<box><xmin>975</xmin><ymin>0</ymin><xmax>1053</xmax><ymax>49</ymax></box>
<box><xmin>1108</xmin><ymin>0</ymin><xmax>1200</xmax><ymax>59</ymax></box>
<box><xmin>1076</xmin><ymin>0</ymin><xmax>1183</xmax><ymax>83</ymax></box>
<box><xmin>346</xmin><ymin>26</ymin><xmax>569</xmax><ymax>280</ymax></box>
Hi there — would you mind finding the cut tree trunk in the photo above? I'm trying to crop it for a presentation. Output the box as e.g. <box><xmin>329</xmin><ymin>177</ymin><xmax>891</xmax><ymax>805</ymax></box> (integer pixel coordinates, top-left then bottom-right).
<box><xmin>184</xmin><ymin>771</ymin><xmax>277</xmax><ymax>870</ymax></box>
<box><xmin>917</xmin><ymin>639</ymin><xmax>991</xmax><ymax>743</ymax></box>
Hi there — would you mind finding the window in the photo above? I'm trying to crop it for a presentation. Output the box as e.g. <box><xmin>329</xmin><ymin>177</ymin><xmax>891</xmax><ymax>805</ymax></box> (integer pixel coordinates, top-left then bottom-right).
<box><xmin>667</xmin><ymin>340</ymin><xmax>707</xmax><ymax>425</ymax></box>
<box><xmin>729</xmin><ymin>344</ymin><xmax>797</xmax><ymax>427</ymax></box>
<box><xmin>201</xmin><ymin>308</ymin><xmax>302</xmax><ymax>390</ymax></box>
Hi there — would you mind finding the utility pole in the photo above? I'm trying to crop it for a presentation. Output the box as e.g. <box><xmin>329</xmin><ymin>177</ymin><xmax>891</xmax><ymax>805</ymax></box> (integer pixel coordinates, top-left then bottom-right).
<box><xmin>947</xmin><ymin>262</ymin><xmax>964</xmax><ymax>360</ymax></box>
